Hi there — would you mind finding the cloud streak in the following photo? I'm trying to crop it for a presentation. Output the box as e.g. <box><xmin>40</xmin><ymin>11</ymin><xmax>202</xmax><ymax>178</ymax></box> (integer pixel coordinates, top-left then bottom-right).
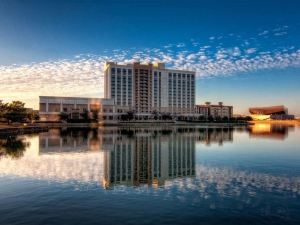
<box><xmin>0</xmin><ymin>27</ymin><xmax>300</xmax><ymax>108</ymax></box>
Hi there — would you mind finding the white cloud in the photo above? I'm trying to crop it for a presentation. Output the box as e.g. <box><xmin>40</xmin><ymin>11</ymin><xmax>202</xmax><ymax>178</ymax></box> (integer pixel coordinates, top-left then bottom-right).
<box><xmin>215</xmin><ymin>49</ymin><xmax>227</xmax><ymax>60</ymax></box>
<box><xmin>163</xmin><ymin>44</ymin><xmax>172</xmax><ymax>48</ymax></box>
<box><xmin>176</xmin><ymin>43</ymin><xmax>185</xmax><ymax>48</ymax></box>
<box><xmin>274</xmin><ymin>31</ymin><xmax>287</xmax><ymax>36</ymax></box>
<box><xmin>1</xmin><ymin>42</ymin><xmax>300</xmax><ymax>108</ymax></box>
<box><xmin>245</xmin><ymin>48</ymin><xmax>257</xmax><ymax>54</ymax></box>
<box><xmin>231</xmin><ymin>47</ymin><xmax>241</xmax><ymax>57</ymax></box>
<box><xmin>258</xmin><ymin>30</ymin><xmax>269</xmax><ymax>36</ymax></box>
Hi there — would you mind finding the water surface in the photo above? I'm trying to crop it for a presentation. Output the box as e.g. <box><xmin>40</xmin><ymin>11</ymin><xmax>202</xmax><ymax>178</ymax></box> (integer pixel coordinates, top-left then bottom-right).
<box><xmin>0</xmin><ymin>124</ymin><xmax>299</xmax><ymax>225</ymax></box>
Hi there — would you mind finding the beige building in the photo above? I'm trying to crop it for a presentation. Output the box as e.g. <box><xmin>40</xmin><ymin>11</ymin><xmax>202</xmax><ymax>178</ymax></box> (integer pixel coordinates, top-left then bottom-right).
<box><xmin>39</xmin><ymin>61</ymin><xmax>196</xmax><ymax>122</ymax></box>
<box><xmin>39</xmin><ymin>96</ymin><xmax>116</xmax><ymax>123</ymax></box>
<box><xmin>104</xmin><ymin>62</ymin><xmax>196</xmax><ymax>117</ymax></box>
<box><xmin>195</xmin><ymin>102</ymin><xmax>233</xmax><ymax>119</ymax></box>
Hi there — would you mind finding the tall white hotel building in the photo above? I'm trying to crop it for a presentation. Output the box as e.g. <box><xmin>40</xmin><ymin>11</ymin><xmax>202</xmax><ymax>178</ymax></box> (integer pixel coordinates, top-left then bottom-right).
<box><xmin>104</xmin><ymin>62</ymin><xmax>196</xmax><ymax>116</ymax></box>
<box><xmin>39</xmin><ymin>61</ymin><xmax>196</xmax><ymax>122</ymax></box>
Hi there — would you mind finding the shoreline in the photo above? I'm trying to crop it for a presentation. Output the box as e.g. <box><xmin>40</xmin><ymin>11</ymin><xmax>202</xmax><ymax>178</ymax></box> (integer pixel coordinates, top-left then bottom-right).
<box><xmin>38</xmin><ymin>121</ymin><xmax>249</xmax><ymax>127</ymax></box>
<box><xmin>0</xmin><ymin>125</ymin><xmax>48</xmax><ymax>137</ymax></box>
<box><xmin>0</xmin><ymin>121</ymin><xmax>248</xmax><ymax>132</ymax></box>
<box><xmin>2</xmin><ymin>119</ymin><xmax>299</xmax><ymax>135</ymax></box>
<box><xmin>250</xmin><ymin>120</ymin><xmax>300</xmax><ymax>126</ymax></box>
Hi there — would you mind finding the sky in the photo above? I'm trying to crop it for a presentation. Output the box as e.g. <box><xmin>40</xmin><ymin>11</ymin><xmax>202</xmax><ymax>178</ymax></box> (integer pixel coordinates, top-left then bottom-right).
<box><xmin>0</xmin><ymin>0</ymin><xmax>299</xmax><ymax>115</ymax></box>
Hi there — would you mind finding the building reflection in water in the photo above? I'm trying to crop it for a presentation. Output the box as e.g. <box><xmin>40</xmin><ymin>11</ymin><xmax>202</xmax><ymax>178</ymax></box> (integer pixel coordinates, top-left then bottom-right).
<box><xmin>102</xmin><ymin>129</ymin><xmax>196</xmax><ymax>188</ymax></box>
<box><xmin>39</xmin><ymin>128</ymin><xmax>101</xmax><ymax>153</ymax></box>
<box><xmin>36</xmin><ymin>125</ymin><xmax>296</xmax><ymax>188</ymax></box>
<box><xmin>1</xmin><ymin>125</ymin><xmax>298</xmax><ymax>194</ymax></box>
<box><xmin>247</xmin><ymin>123</ymin><xmax>294</xmax><ymax>140</ymax></box>
<box><xmin>37</xmin><ymin>127</ymin><xmax>237</xmax><ymax>188</ymax></box>
<box><xmin>195</xmin><ymin>127</ymin><xmax>233</xmax><ymax>146</ymax></box>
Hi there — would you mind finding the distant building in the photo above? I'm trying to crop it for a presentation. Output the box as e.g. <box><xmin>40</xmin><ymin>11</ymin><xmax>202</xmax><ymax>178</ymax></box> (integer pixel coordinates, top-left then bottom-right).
<box><xmin>249</xmin><ymin>105</ymin><xmax>294</xmax><ymax>120</ymax></box>
<box><xmin>195</xmin><ymin>102</ymin><xmax>233</xmax><ymax>119</ymax></box>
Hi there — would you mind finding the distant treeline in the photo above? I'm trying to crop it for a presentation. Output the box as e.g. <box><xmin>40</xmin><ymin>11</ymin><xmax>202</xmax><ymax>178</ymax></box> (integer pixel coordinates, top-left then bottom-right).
<box><xmin>0</xmin><ymin>100</ymin><xmax>39</xmax><ymax>124</ymax></box>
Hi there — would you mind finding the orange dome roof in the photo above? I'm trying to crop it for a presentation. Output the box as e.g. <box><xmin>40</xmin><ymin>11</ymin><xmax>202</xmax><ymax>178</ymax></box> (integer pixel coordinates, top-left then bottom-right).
<box><xmin>249</xmin><ymin>105</ymin><xmax>286</xmax><ymax>115</ymax></box>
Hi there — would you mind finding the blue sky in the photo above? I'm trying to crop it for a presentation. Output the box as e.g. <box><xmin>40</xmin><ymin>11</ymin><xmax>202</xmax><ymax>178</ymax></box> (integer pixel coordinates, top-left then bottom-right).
<box><xmin>0</xmin><ymin>0</ymin><xmax>299</xmax><ymax>115</ymax></box>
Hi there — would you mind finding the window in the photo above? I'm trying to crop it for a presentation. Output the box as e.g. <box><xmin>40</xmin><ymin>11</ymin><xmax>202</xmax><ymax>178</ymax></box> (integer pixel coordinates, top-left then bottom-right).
<box><xmin>117</xmin><ymin>68</ymin><xmax>121</xmax><ymax>75</ymax></box>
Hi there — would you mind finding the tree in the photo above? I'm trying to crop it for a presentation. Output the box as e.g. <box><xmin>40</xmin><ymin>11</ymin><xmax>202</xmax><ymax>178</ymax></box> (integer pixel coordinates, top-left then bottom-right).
<box><xmin>207</xmin><ymin>115</ymin><xmax>214</xmax><ymax>122</ymax></box>
<box><xmin>80</xmin><ymin>110</ymin><xmax>89</xmax><ymax>121</ymax></box>
<box><xmin>198</xmin><ymin>115</ymin><xmax>205</xmax><ymax>121</ymax></box>
<box><xmin>161</xmin><ymin>113</ymin><xmax>172</xmax><ymax>120</ymax></box>
<box><xmin>245</xmin><ymin>116</ymin><xmax>252</xmax><ymax>121</ymax></box>
<box><xmin>222</xmin><ymin>116</ymin><xmax>229</xmax><ymax>122</ymax></box>
<box><xmin>151</xmin><ymin>110</ymin><xmax>159</xmax><ymax>120</ymax></box>
<box><xmin>26</xmin><ymin>110</ymin><xmax>40</xmax><ymax>123</ymax></box>
<box><xmin>0</xmin><ymin>100</ymin><xmax>8</xmax><ymax>119</ymax></box>
<box><xmin>4</xmin><ymin>101</ymin><xmax>27</xmax><ymax>123</ymax></box>
<box><xmin>215</xmin><ymin>116</ymin><xmax>222</xmax><ymax>122</ymax></box>
<box><xmin>59</xmin><ymin>112</ymin><xmax>69</xmax><ymax>121</ymax></box>
<box><xmin>127</xmin><ymin>111</ymin><xmax>134</xmax><ymax>121</ymax></box>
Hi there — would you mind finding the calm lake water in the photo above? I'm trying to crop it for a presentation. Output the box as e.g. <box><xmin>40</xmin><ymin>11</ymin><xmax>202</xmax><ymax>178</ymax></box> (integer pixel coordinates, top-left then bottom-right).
<box><xmin>0</xmin><ymin>124</ymin><xmax>299</xmax><ymax>225</ymax></box>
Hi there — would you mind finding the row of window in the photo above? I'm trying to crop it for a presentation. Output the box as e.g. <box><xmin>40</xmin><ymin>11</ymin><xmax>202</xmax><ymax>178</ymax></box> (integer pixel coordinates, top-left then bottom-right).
<box><xmin>111</xmin><ymin>68</ymin><xmax>132</xmax><ymax>75</ymax></box>
<box><xmin>168</xmin><ymin>73</ymin><xmax>195</xmax><ymax>80</ymax></box>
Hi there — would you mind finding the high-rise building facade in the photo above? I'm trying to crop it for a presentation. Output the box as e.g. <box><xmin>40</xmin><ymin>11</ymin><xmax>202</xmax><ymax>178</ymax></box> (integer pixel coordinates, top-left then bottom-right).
<box><xmin>104</xmin><ymin>62</ymin><xmax>196</xmax><ymax>116</ymax></box>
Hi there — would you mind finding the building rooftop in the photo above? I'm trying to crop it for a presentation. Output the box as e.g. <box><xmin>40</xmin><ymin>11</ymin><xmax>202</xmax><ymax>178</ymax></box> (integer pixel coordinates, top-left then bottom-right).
<box><xmin>104</xmin><ymin>61</ymin><xmax>195</xmax><ymax>73</ymax></box>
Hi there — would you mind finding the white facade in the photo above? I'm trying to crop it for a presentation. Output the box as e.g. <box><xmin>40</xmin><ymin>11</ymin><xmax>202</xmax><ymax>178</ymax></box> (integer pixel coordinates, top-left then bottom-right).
<box><xmin>39</xmin><ymin>96</ymin><xmax>115</xmax><ymax>122</ymax></box>
<box><xmin>104</xmin><ymin>62</ymin><xmax>196</xmax><ymax>115</ymax></box>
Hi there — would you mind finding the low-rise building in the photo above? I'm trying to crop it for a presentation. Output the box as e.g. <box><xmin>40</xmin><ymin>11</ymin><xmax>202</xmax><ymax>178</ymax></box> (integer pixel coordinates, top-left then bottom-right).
<box><xmin>194</xmin><ymin>103</ymin><xmax>209</xmax><ymax>118</ymax></box>
<box><xmin>249</xmin><ymin>105</ymin><xmax>294</xmax><ymax>120</ymax></box>
<box><xmin>195</xmin><ymin>102</ymin><xmax>233</xmax><ymax>119</ymax></box>
<box><xmin>39</xmin><ymin>96</ymin><xmax>116</xmax><ymax>123</ymax></box>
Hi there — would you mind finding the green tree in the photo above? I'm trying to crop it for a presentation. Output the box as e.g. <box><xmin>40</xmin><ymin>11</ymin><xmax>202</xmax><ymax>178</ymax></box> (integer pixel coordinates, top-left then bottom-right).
<box><xmin>127</xmin><ymin>111</ymin><xmax>134</xmax><ymax>121</ymax></box>
<box><xmin>198</xmin><ymin>115</ymin><xmax>205</xmax><ymax>121</ymax></box>
<box><xmin>4</xmin><ymin>101</ymin><xmax>27</xmax><ymax>123</ymax></box>
<box><xmin>59</xmin><ymin>112</ymin><xmax>69</xmax><ymax>121</ymax></box>
<box><xmin>0</xmin><ymin>100</ymin><xmax>9</xmax><ymax>119</ymax></box>
<box><xmin>80</xmin><ymin>110</ymin><xmax>89</xmax><ymax>121</ymax></box>
<box><xmin>151</xmin><ymin>110</ymin><xmax>159</xmax><ymax>120</ymax></box>
<box><xmin>245</xmin><ymin>116</ymin><xmax>253</xmax><ymax>121</ymax></box>
<box><xmin>161</xmin><ymin>113</ymin><xmax>172</xmax><ymax>120</ymax></box>
<box><xmin>26</xmin><ymin>110</ymin><xmax>40</xmax><ymax>123</ymax></box>
<box><xmin>207</xmin><ymin>115</ymin><xmax>214</xmax><ymax>122</ymax></box>
<box><xmin>222</xmin><ymin>116</ymin><xmax>229</xmax><ymax>122</ymax></box>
